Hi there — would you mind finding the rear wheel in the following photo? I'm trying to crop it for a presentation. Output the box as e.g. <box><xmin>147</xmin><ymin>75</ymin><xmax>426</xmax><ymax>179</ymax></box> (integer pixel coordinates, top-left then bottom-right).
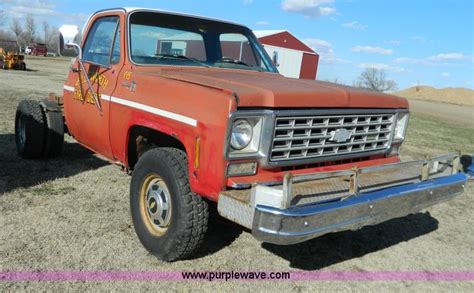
<box><xmin>15</xmin><ymin>100</ymin><xmax>64</xmax><ymax>159</ymax></box>
<box><xmin>130</xmin><ymin>148</ymin><xmax>208</xmax><ymax>262</ymax></box>
<box><xmin>19</xmin><ymin>63</ymin><xmax>26</xmax><ymax>70</ymax></box>
<box><xmin>15</xmin><ymin>100</ymin><xmax>46</xmax><ymax>159</ymax></box>
<box><xmin>42</xmin><ymin>101</ymin><xmax>64</xmax><ymax>157</ymax></box>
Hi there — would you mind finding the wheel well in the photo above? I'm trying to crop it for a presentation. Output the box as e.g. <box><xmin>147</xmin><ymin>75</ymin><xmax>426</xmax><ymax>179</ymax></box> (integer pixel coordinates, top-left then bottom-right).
<box><xmin>127</xmin><ymin>125</ymin><xmax>186</xmax><ymax>170</ymax></box>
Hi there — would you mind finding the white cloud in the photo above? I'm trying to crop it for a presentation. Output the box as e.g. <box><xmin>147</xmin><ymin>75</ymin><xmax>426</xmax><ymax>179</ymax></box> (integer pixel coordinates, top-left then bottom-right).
<box><xmin>359</xmin><ymin>63</ymin><xmax>406</xmax><ymax>73</ymax></box>
<box><xmin>393</xmin><ymin>57</ymin><xmax>431</xmax><ymax>66</ymax></box>
<box><xmin>428</xmin><ymin>53</ymin><xmax>466</xmax><ymax>61</ymax></box>
<box><xmin>304</xmin><ymin>38</ymin><xmax>332</xmax><ymax>54</ymax></box>
<box><xmin>351</xmin><ymin>45</ymin><xmax>393</xmax><ymax>55</ymax></box>
<box><xmin>3</xmin><ymin>0</ymin><xmax>57</xmax><ymax>18</ymax></box>
<box><xmin>441</xmin><ymin>72</ymin><xmax>450</xmax><ymax>78</ymax></box>
<box><xmin>2</xmin><ymin>0</ymin><xmax>90</xmax><ymax>28</ymax></box>
<box><xmin>256</xmin><ymin>21</ymin><xmax>270</xmax><ymax>25</ymax></box>
<box><xmin>304</xmin><ymin>38</ymin><xmax>351</xmax><ymax>64</ymax></box>
<box><xmin>243</xmin><ymin>0</ymin><xmax>254</xmax><ymax>5</ymax></box>
<box><xmin>394</xmin><ymin>52</ymin><xmax>471</xmax><ymax>66</ymax></box>
<box><xmin>282</xmin><ymin>0</ymin><xmax>337</xmax><ymax>18</ymax></box>
<box><xmin>342</xmin><ymin>21</ymin><xmax>367</xmax><ymax>30</ymax></box>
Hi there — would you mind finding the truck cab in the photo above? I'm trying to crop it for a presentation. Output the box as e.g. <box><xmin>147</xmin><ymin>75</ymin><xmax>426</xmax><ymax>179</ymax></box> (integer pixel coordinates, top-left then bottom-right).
<box><xmin>14</xmin><ymin>8</ymin><xmax>469</xmax><ymax>262</ymax></box>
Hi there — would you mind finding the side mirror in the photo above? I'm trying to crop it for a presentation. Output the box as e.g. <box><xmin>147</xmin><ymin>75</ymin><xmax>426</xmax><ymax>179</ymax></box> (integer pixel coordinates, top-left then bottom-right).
<box><xmin>272</xmin><ymin>51</ymin><xmax>280</xmax><ymax>67</ymax></box>
<box><xmin>58</xmin><ymin>25</ymin><xmax>81</xmax><ymax>58</ymax></box>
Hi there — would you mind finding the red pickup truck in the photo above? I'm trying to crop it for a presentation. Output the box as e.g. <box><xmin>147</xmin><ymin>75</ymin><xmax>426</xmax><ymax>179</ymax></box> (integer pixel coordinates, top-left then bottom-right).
<box><xmin>15</xmin><ymin>8</ymin><xmax>470</xmax><ymax>262</ymax></box>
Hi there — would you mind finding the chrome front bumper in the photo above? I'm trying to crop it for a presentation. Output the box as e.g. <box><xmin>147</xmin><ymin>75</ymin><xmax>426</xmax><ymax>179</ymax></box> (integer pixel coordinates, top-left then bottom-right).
<box><xmin>253</xmin><ymin>172</ymin><xmax>466</xmax><ymax>244</ymax></box>
<box><xmin>218</xmin><ymin>154</ymin><xmax>468</xmax><ymax>245</ymax></box>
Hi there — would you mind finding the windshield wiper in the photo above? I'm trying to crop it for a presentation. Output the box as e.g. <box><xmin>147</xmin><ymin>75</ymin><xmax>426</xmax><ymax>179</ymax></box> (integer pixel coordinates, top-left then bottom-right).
<box><xmin>155</xmin><ymin>53</ymin><xmax>210</xmax><ymax>68</ymax></box>
<box><xmin>215</xmin><ymin>57</ymin><xmax>251</xmax><ymax>67</ymax></box>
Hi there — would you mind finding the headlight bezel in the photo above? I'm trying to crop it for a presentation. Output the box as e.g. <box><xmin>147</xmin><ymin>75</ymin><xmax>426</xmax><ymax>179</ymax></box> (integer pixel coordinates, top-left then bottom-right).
<box><xmin>225</xmin><ymin>110</ymin><xmax>275</xmax><ymax>160</ymax></box>
<box><xmin>392</xmin><ymin>111</ymin><xmax>410</xmax><ymax>143</ymax></box>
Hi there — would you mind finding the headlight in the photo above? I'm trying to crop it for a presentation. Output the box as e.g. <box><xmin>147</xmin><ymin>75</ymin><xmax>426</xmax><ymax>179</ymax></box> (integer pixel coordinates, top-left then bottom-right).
<box><xmin>393</xmin><ymin>112</ymin><xmax>409</xmax><ymax>142</ymax></box>
<box><xmin>227</xmin><ymin>114</ymin><xmax>267</xmax><ymax>158</ymax></box>
<box><xmin>230</xmin><ymin>119</ymin><xmax>253</xmax><ymax>150</ymax></box>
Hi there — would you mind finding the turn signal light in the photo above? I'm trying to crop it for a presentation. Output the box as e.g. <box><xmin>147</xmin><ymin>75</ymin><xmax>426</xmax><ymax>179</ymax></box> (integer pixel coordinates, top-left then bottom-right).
<box><xmin>226</xmin><ymin>162</ymin><xmax>257</xmax><ymax>177</ymax></box>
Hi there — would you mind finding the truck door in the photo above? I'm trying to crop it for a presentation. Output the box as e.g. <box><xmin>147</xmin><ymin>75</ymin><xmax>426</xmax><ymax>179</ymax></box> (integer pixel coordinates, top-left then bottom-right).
<box><xmin>63</xmin><ymin>14</ymin><xmax>123</xmax><ymax>159</ymax></box>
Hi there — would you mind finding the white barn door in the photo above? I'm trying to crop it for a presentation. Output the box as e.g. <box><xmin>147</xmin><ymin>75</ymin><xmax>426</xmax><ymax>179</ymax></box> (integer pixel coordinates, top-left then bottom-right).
<box><xmin>262</xmin><ymin>45</ymin><xmax>303</xmax><ymax>79</ymax></box>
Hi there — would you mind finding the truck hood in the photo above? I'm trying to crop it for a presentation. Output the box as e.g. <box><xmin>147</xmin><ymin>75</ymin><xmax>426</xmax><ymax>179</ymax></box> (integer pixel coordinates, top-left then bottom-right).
<box><xmin>147</xmin><ymin>68</ymin><xmax>408</xmax><ymax>109</ymax></box>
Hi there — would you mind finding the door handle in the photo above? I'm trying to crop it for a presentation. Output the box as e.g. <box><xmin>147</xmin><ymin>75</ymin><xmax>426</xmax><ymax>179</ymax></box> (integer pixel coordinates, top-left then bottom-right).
<box><xmin>122</xmin><ymin>81</ymin><xmax>137</xmax><ymax>92</ymax></box>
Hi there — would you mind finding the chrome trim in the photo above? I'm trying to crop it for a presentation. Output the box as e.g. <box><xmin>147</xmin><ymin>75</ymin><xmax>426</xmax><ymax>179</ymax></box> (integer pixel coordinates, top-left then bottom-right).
<box><xmin>392</xmin><ymin>111</ymin><xmax>410</xmax><ymax>143</ymax></box>
<box><xmin>229</xmin><ymin>183</ymin><xmax>252</xmax><ymax>189</ymax></box>
<box><xmin>252</xmin><ymin>172</ymin><xmax>467</xmax><ymax>245</ymax></box>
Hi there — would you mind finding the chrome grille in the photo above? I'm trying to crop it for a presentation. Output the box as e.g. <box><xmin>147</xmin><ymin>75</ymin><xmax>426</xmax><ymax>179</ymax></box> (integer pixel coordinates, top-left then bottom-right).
<box><xmin>271</xmin><ymin>113</ymin><xmax>396</xmax><ymax>162</ymax></box>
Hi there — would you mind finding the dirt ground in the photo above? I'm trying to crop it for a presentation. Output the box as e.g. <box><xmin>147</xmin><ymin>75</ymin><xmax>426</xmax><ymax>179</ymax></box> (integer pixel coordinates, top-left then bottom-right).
<box><xmin>395</xmin><ymin>86</ymin><xmax>474</xmax><ymax>107</ymax></box>
<box><xmin>1</xmin><ymin>57</ymin><xmax>473</xmax><ymax>291</ymax></box>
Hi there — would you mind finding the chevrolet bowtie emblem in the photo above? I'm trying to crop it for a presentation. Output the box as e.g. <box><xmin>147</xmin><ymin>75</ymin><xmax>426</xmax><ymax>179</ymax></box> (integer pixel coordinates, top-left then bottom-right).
<box><xmin>329</xmin><ymin>128</ymin><xmax>353</xmax><ymax>143</ymax></box>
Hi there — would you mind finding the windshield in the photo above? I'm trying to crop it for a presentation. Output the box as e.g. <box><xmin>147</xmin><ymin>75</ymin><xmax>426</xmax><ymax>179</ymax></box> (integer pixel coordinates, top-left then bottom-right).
<box><xmin>129</xmin><ymin>11</ymin><xmax>277</xmax><ymax>73</ymax></box>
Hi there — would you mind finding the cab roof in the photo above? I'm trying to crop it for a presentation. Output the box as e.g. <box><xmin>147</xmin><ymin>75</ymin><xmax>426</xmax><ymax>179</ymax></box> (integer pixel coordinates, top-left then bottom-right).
<box><xmin>90</xmin><ymin>7</ymin><xmax>245</xmax><ymax>28</ymax></box>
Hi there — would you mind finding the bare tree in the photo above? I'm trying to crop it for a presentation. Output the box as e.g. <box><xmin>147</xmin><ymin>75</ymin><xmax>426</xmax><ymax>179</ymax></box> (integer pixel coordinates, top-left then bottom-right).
<box><xmin>356</xmin><ymin>68</ymin><xmax>397</xmax><ymax>92</ymax></box>
<box><xmin>324</xmin><ymin>77</ymin><xmax>348</xmax><ymax>85</ymax></box>
<box><xmin>50</xmin><ymin>25</ymin><xmax>60</xmax><ymax>52</ymax></box>
<box><xmin>0</xmin><ymin>29</ymin><xmax>13</xmax><ymax>40</ymax></box>
<box><xmin>24</xmin><ymin>14</ymin><xmax>36</xmax><ymax>44</ymax></box>
<box><xmin>42</xmin><ymin>20</ymin><xmax>50</xmax><ymax>43</ymax></box>
<box><xmin>10</xmin><ymin>18</ymin><xmax>23</xmax><ymax>47</ymax></box>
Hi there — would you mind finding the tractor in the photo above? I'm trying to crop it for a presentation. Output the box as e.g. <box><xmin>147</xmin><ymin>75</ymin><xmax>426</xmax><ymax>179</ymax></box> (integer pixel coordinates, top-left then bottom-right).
<box><xmin>0</xmin><ymin>48</ymin><xmax>26</xmax><ymax>70</ymax></box>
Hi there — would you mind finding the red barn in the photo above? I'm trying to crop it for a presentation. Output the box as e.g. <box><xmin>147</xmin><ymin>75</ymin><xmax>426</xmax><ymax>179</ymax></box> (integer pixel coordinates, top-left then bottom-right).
<box><xmin>254</xmin><ymin>30</ymin><xmax>319</xmax><ymax>80</ymax></box>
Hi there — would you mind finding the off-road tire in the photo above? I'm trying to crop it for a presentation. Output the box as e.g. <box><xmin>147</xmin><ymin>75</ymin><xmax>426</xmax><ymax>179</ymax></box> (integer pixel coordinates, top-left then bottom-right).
<box><xmin>42</xmin><ymin>102</ymin><xmax>64</xmax><ymax>158</ymax></box>
<box><xmin>15</xmin><ymin>100</ymin><xmax>46</xmax><ymax>159</ymax></box>
<box><xmin>19</xmin><ymin>63</ymin><xmax>26</xmax><ymax>71</ymax></box>
<box><xmin>130</xmin><ymin>148</ymin><xmax>208</xmax><ymax>262</ymax></box>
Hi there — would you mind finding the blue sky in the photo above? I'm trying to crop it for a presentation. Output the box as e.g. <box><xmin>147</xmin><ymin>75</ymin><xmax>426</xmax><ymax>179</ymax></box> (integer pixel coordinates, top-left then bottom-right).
<box><xmin>1</xmin><ymin>0</ymin><xmax>473</xmax><ymax>89</ymax></box>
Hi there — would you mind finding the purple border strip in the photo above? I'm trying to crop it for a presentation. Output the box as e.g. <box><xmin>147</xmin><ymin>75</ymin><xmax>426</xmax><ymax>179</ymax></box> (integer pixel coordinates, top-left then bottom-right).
<box><xmin>291</xmin><ymin>271</ymin><xmax>474</xmax><ymax>281</ymax></box>
<box><xmin>0</xmin><ymin>271</ymin><xmax>473</xmax><ymax>282</ymax></box>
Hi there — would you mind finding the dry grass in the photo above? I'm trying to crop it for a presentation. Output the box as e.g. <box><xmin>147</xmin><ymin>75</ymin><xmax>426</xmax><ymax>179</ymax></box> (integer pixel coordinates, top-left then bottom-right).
<box><xmin>1</xmin><ymin>57</ymin><xmax>473</xmax><ymax>291</ymax></box>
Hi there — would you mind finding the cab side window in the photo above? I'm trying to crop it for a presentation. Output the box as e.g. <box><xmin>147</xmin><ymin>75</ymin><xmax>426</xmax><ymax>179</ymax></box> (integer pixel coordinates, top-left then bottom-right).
<box><xmin>83</xmin><ymin>16</ymin><xmax>120</xmax><ymax>66</ymax></box>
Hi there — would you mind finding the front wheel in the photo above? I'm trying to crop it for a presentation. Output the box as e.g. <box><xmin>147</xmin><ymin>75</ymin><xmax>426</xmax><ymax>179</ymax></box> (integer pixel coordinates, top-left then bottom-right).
<box><xmin>130</xmin><ymin>148</ymin><xmax>208</xmax><ymax>262</ymax></box>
